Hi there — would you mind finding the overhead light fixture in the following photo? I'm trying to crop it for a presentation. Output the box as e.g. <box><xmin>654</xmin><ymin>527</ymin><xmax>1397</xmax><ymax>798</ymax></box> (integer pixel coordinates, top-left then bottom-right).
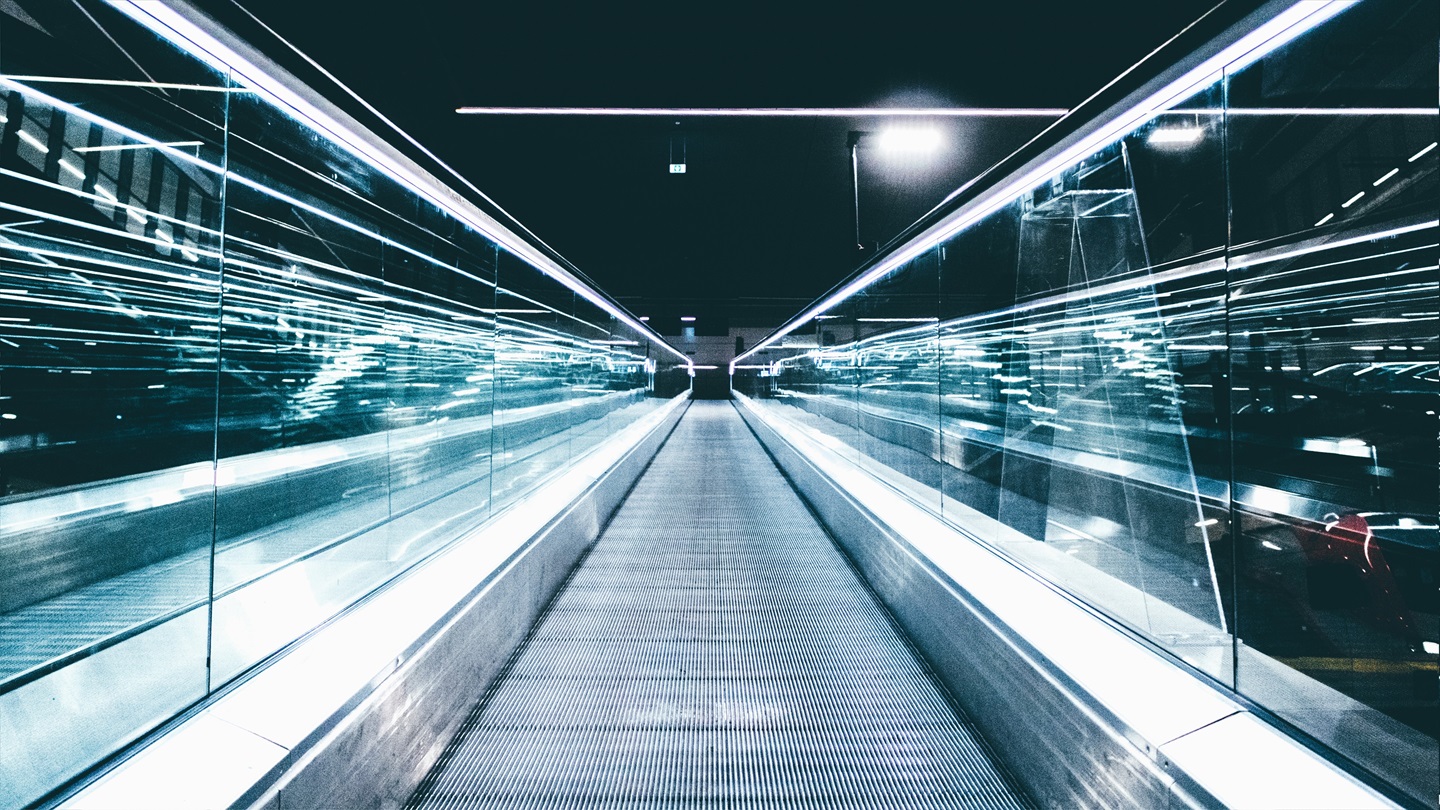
<box><xmin>876</xmin><ymin>125</ymin><xmax>943</xmax><ymax>154</ymax></box>
<box><xmin>680</xmin><ymin>316</ymin><xmax>696</xmax><ymax>322</ymax></box>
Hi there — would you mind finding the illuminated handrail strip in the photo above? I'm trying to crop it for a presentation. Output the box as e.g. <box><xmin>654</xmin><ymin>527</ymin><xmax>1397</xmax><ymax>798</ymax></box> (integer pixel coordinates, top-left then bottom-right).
<box><xmin>104</xmin><ymin>1</ymin><xmax>689</xmax><ymax>366</ymax></box>
<box><xmin>731</xmin><ymin>0</ymin><xmax>1358</xmax><ymax>372</ymax></box>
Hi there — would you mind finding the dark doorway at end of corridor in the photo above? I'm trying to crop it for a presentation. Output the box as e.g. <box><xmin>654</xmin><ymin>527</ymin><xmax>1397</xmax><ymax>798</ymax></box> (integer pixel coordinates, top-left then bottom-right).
<box><xmin>691</xmin><ymin>367</ymin><xmax>732</xmax><ymax>400</ymax></box>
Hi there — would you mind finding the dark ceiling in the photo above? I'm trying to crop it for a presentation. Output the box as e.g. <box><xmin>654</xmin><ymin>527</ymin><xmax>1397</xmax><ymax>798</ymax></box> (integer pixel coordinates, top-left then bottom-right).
<box><xmin>223</xmin><ymin>0</ymin><xmax>1227</xmax><ymax>325</ymax></box>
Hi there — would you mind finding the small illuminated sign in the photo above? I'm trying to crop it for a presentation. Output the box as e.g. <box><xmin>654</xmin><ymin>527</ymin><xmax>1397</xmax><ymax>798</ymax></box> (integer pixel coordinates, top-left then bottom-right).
<box><xmin>669</xmin><ymin>163</ymin><xmax>686</xmax><ymax>174</ymax></box>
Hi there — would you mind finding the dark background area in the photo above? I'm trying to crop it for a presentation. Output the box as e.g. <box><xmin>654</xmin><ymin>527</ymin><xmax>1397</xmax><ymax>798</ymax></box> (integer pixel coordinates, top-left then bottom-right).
<box><xmin>220</xmin><ymin>0</ymin><xmax>1228</xmax><ymax>329</ymax></box>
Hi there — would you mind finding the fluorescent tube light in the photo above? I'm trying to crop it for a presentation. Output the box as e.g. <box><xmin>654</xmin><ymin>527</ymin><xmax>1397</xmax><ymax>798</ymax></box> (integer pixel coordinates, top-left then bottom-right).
<box><xmin>456</xmin><ymin>107</ymin><xmax>1068</xmax><ymax>117</ymax></box>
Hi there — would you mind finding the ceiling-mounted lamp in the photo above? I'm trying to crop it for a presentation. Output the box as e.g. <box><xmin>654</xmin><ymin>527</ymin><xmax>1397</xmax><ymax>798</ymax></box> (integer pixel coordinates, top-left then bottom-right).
<box><xmin>876</xmin><ymin>124</ymin><xmax>943</xmax><ymax>154</ymax></box>
<box><xmin>669</xmin><ymin>127</ymin><xmax>687</xmax><ymax>174</ymax></box>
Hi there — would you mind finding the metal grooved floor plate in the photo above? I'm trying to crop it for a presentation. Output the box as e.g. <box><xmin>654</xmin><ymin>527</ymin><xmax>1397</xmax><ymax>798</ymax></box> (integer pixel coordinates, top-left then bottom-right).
<box><xmin>408</xmin><ymin>402</ymin><xmax>1032</xmax><ymax>810</ymax></box>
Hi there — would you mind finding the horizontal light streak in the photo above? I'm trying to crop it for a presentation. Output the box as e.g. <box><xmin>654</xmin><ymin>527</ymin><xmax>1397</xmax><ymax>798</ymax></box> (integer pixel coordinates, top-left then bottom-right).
<box><xmin>455</xmin><ymin>106</ymin><xmax>1069</xmax><ymax>117</ymax></box>
<box><xmin>74</xmin><ymin>140</ymin><xmax>206</xmax><ymax>153</ymax></box>
<box><xmin>0</xmin><ymin>215</ymin><xmax>219</xmax><ymax>282</ymax></box>
<box><xmin>1229</xmin><ymin>220</ymin><xmax>1437</xmax><ymax>269</ymax></box>
<box><xmin>2</xmin><ymin>75</ymin><xmax>244</xmax><ymax>92</ymax></box>
<box><xmin>1231</xmin><ymin>241</ymin><xmax>1433</xmax><ymax>289</ymax></box>
<box><xmin>0</xmin><ymin>167</ymin><xmax>205</xmax><ymax>239</ymax></box>
<box><xmin>15</xmin><ymin>129</ymin><xmax>49</xmax><ymax>153</ymax></box>
<box><xmin>0</xmin><ymin>199</ymin><xmax>218</xmax><ymax>267</ymax></box>
<box><xmin>1223</xmin><ymin>107</ymin><xmax>1439</xmax><ymax>116</ymax></box>
<box><xmin>10</xmin><ymin>127</ymin><xmax>634</xmax><ymax>375</ymax></box>
<box><xmin>0</xmin><ymin>242</ymin><xmax>610</xmax><ymax>360</ymax></box>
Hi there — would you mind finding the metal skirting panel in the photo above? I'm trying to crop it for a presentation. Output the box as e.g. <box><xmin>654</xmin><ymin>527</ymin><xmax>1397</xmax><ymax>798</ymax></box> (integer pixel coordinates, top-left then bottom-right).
<box><xmin>245</xmin><ymin>401</ymin><xmax>689</xmax><ymax>810</ymax></box>
<box><xmin>736</xmin><ymin>402</ymin><xmax>1194</xmax><ymax>809</ymax></box>
<box><xmin>408</xmin><ymin>401</ymin><xmax>1031</xmax><ymax>810</ymax></box>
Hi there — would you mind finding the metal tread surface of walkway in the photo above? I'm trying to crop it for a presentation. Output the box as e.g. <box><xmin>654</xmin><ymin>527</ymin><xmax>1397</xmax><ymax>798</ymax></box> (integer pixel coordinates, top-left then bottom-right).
<box><xmin>408</xmin><ymin>401</ymin><xmax>1032</xmax><ymax>809</ymax></box>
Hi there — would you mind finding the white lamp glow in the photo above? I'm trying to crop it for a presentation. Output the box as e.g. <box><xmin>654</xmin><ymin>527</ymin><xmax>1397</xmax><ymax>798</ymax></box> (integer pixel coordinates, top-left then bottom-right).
<box><xmin>876</xmin><ymin>125</ymin><xmax>943</xmax><ymax>154</ymax></box>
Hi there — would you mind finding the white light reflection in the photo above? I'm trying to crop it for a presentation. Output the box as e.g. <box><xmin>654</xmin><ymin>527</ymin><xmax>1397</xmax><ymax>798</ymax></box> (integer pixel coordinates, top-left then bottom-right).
<box><xmin>15</xmin><ymin>129</ymin><xmax>49</xmax><ymax>153</ymax></box>
<box><xmin>74</xmin><ymin>140</ymin><xmax>205</xmax><ymax>153</ymax></box>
